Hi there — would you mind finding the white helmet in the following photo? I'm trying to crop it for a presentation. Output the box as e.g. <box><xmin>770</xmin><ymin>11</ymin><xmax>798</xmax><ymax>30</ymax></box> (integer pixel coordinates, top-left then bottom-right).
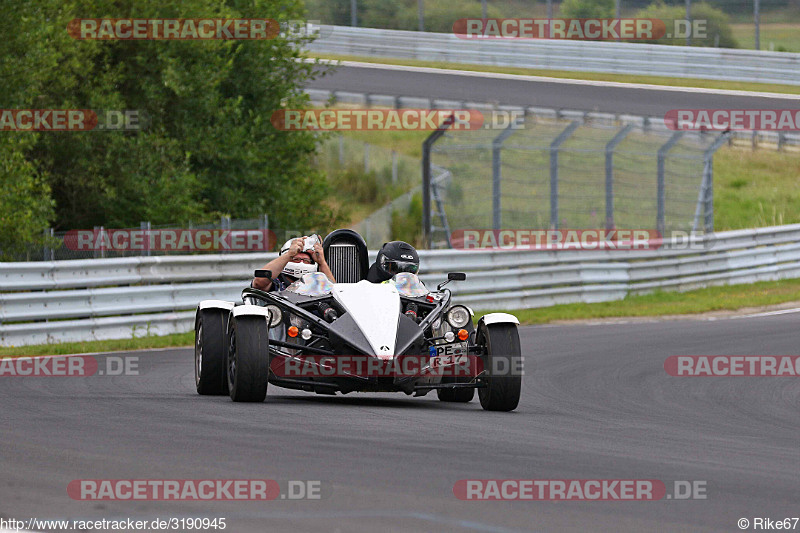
<box><xmin>279</xmin><ymin>237</ymin><xmax>319</xmax><ymax>279</ymax></box>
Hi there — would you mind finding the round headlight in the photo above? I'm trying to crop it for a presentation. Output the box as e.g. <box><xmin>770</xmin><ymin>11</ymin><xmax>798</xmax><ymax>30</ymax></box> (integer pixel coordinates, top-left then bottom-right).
<box><xmin>446</xmin><ymin>305</ymin><xmax>471</xmax><ymax>328</ymax></box>
<box><xmin>265</xmin><ymin>305</ymin><xmax>283</xmax><ymax>328</ymax></box>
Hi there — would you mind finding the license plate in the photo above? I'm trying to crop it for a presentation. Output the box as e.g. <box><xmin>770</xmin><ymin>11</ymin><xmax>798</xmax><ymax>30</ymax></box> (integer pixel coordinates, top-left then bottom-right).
<box><xmin>429</xmin><ymin>342</ymin><xmax>468</xmax><ymax>361</ymax></box>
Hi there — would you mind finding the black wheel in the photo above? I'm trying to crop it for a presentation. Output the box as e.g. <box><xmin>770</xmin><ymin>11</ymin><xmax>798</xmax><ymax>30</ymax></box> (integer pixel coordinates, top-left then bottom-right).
<box><xmin>195</xmin><ymin>308</ymin><xmax>229</xmax><ymax>395</ymax></box>
<box><xmin>226</xmin><ymin>315</ymin><xmax>270</xmax><ymax>402</ymax></box>
<box><xmin>477</xmin><ymin>323</ymin><xmax>522</xmax><ymax>412</ymax></box>
<box><xmin>437</xmin><ymin>379</ymin><xmax>475</xmax><ymax>402</ymax></box>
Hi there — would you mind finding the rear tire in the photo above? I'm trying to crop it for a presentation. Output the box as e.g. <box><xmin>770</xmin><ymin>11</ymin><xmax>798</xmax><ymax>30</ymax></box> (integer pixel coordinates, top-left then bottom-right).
<box><xmin>195</xmin><ymin>308</ymin><xmax>229</xmax><ymax>395</ymax></box>
<box><xmin>477</xmin><ymin>323</ymin><xmax>522</xmax><ymax>412</ymax></box>
<box><xmin>437</xmin><ymin>379</ymin><xmax>475</xmax><ymax>402</ymax></box>
<box><xmin>227</xmin><ymin>315</ymin><xmax>270</xmax><ymax>403</ymax></box>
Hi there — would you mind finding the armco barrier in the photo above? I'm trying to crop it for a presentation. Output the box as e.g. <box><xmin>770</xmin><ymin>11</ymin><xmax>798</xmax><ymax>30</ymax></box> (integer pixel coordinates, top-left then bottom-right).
<box><xmin>3</xmin><ymin>224</ymin><xmax>800</xmax><ymax>346</ymax></box>
<box><xmin>304</xmin><ymin>88</ymin><xmax>800</xmax><ymax>151</ymax></box>
<box><xmin>307</xmin><ymin>25</ymin><xmax>800</xmax><ymax>86</ymax></box>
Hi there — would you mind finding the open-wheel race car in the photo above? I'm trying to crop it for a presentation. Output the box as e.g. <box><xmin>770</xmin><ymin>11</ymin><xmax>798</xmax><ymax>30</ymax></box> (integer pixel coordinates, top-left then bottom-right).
<box><xmin>194</xmin><ymin>230</ymin><xmax>522</xmax><ymax>411</ymax></box>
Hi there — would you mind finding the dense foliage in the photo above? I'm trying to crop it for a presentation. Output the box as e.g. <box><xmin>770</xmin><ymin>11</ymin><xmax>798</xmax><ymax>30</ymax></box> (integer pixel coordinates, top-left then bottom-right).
<box><xmin>0</xmin><ymin>0</ymin><xmax>336</xmax><ymax>259</ymax></box>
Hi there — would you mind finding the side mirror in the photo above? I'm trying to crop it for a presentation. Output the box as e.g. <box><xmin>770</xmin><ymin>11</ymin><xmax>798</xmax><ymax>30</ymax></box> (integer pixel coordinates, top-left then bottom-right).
<box><xmin>254</xmin><ymin>269</ymin><xmax>273</xmax><ymax>279</ymax></box>
<box><xmin>438</xmin><ymin>272</ymin><xmax>466</xmax><ymax>291</ymax></box>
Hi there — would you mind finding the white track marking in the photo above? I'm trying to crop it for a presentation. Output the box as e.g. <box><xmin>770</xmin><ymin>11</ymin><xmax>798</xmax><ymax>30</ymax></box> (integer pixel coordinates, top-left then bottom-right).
<box><xmin>735</xmin><ymin>307</ymin><xmax>800</xmax><ymax>318</ymax></box>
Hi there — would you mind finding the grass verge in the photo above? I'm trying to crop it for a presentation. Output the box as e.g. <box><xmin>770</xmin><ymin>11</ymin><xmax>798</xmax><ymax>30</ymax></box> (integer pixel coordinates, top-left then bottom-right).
<box><xmin>0</xmin><ymin>332</ymin><xmax>193</xmax><ymax>357</ymax></box>
<box><xmin>310</xmin><ymin>53</ymin><xmax>800</xmax><ymax>95</ymax></box>
<box><xmin>478</xmin><ymin>278</ymin><xmax>800</xmax><ymax>324</ymax></box>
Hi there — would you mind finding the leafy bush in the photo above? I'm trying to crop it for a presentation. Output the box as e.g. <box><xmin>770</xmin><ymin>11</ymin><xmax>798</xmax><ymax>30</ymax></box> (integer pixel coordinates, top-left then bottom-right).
<box><xmin>0</xmin><ymin>0</ymin><xmax>342</xmax><ymax>253</ymax></box>
<box><xmin>391</xmin><ymin>193</ymin><xmax>423</xmax><ymax>247</ymax></box>
<box><xmin>560</xmin><ymin>0</ymin><xmax>615</xmax><ymax>19</ymax></box>
<box><xmin>635</xmin><ymin>1</ymin><xmax>738</xmax><ymax>47</ymax></box>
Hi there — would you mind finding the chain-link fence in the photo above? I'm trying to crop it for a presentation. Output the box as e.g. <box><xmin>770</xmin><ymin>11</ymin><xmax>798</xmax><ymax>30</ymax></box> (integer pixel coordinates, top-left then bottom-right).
<box><xmin>424</xmin><ymin>113</ymin><xmax>728</xmax><ymax>248</ymax></box>
<box><xmin>316</xmin><ymin>135</ymin><xmax>422</xmax><ymax>249</ymax></box>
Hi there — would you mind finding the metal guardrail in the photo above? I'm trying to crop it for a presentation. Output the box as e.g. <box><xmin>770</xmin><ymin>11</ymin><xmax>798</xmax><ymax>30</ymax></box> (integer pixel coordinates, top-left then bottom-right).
<box><xmin>3</xmin><ymin>224</ymin><xmax>800</xmax><ymax>346</ymax></box>
<box><xmin>304</xmin><ymin>88</ymin><xmax>800</xmax><ymax>152</ymax></box>
<box><xmin>307</xmin><ymin>25</ymin><xmax>800</xmax><ymax>86</ymax></box>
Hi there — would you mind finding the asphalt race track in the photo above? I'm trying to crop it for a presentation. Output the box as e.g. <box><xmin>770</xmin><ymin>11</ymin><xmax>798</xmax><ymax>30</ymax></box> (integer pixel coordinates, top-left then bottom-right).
<box><xmin>307</xmin><ymin>62</ymin><xmax>800</xmax><ymax>116</ymax></box>
<box><xmin>2</xmin><ymin>314</ymin><xmax>799</xmax><ymax>532</ymax></box>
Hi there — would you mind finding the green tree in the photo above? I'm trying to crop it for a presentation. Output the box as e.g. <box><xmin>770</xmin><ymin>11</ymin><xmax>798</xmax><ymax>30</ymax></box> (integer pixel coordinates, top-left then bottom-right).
<box><xmin>635</xmin><ymin>1</ymin><xmax>738</xmax><ymax>47</ymax></box>
<box><xmin>0</xmin><ymin>137</ymin><xmax>56</xmax><ymax>260</ymax></box>
<box><xmin>0</xmin><ymin>0</ymin><xmax>340</xmax><ymax>250</ymax></box>
<box><xmin>560</xmin><ymin>0</ymin><xmax>615</xmax><ymax>19</ymax></box>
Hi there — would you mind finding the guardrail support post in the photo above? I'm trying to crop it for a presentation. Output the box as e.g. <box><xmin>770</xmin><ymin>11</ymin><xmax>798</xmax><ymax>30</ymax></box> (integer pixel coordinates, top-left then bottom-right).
<box><xmin>549</xmin><ymin>121</ymin><xmax>581</xmax><ymax>229</ymax></box>
<box><xmin>656</xmin><ymin>132</ymin><xmax>684</xmax><ymax>236</ymax></box>
<box><xmin>492</xmin><ymin>119</ymin><xmax>522</xmax><ymax>232</ymax></box>
<box><xmin>422</xmin><ymin>114</ymin><xmax>455</xmax><ymax>248</ymax></box>
<box><xmin>604</xmin><ymin>124</ymin><xmax>634</xmax><ymax>231</ymax></box>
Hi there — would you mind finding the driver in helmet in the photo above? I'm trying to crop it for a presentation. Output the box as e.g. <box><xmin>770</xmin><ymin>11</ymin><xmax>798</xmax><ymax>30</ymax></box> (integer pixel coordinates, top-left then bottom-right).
<box><xmin>251</xmin><ymin>235</ymin><xmax>336</xmax><ymax>292</ymax></box>
<box><xmin>366</xmin><ymin>241</ymin><xmax>420</xmax><ymax>283</ymax></box>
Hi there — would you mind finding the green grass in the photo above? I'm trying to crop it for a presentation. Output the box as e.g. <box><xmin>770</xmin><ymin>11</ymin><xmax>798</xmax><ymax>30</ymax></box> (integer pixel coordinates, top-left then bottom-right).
<box><xmin>310</xmin><ymin>53</ymin><xmax>800</xmax><ymax>95</ymax></box>
<box><xmin>0</xmin><ymin>332</ymin><xmax>193</xmax><ymax>357</ymax></box>
<box><xmin>714</xmin><ymin>148</ymin><xmax>800</xmax><ymax>230</ymax></box>
<box><xmin>731</xmin><ymin>23</ymin><xmax>800</xmax><ymax>52</ymax></box>
<box><xmin>478</xmin><ymin>277</ymin><xmax>800</xmax><ymax>324</ymax></box>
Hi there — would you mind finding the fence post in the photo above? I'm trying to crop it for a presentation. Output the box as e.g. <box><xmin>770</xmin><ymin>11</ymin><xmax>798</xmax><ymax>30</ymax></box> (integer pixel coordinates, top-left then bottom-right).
<box><xmin>696</xmin><ymin>132</ymin><xmax>729</xmax><ymax>233</ymax></box>
<box><xmin>391</xmin><ymin>150</ymin><xmax>398</xmax><ymax>185</ymax></box>
<box><xmin>221</xmin><ymin>215</ymin><xmax>231</xmax><ymax>254</ymax></box>
<box><xmin>42</xmin><ymin>228</ymin><xmax>54</xmax><ymax>261</ymax></box>
<box><xmin>364</xmin><ymin>142</ymin><xmax>370</xmax><ymax>174</ymax></box>
<box><xmin>140</xmin><ymin>221</ymin><xmax>151</xmax><ymax>256</ymax></box>
<box><xmin>338</xmin><ymin>135</ymin><xmax>345</xmax><ymax>165</ymax></box>
<box><xmin>492</xmin><ymin>120</ymin><xmax>521</xmax><ymax>232</ymax></box>
<box><xmin>422</xmin><ymin>114</ymin><xmax>455</xmax><ymax>248</ymax></box>
<box><xmin>549</xmin><ymin>121</ymin><xmax>581</xmax><ymax>229</ymax></box>
<box><xmin>260</xmin><ymin>214</ymin><xmax>270</xmax><ymax>251</ymax></box>
<box><xmin>656</xmin><ymin>132</ymin><xmax>684</xmax><ymax>236</ymax></box>
<box><xmin>604</xmin><ymin>124</ymin><xmax>634</xmax><ymax>231</ymax></box>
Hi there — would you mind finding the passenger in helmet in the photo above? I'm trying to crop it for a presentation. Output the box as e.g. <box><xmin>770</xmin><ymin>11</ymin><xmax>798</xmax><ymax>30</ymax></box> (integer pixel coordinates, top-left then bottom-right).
<box><xmin>251</xmin><ymin>235</ymin><xmax>336</xmax><ymax>292</ymax></box>
<box><xmin>366</xmin><ymin>241</ymin><xmax>420</xmax><ymax>283</ymax></box>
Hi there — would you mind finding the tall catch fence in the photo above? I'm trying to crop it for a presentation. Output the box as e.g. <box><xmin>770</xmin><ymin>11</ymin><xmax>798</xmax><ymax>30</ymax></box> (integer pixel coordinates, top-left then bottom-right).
<box><xmin>425</xmin><ymin>112</ymin><xmax>728</xmax><ymax>248</ymax></box>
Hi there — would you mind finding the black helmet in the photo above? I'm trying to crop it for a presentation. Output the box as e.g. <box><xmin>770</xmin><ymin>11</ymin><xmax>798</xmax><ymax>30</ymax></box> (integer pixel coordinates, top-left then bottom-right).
<box><xmin>374</xmin><ymin>241</ymin><xmax>420</xmax><ymax>282</ymax></box>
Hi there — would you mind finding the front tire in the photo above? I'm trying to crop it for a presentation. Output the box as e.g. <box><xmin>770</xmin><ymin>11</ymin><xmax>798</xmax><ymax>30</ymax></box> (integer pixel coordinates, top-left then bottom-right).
<box><xmin>195</xmin><ymin>308</ymin><xmax>229</xmax><ymax>395</ymax></box>
<box><xmin>477</xmin><ymin>323</ymin><xmax>522</xmax><ymax>412</ymax></box>
<box><xmin>226</xmin><ymin>315</ymin><xmax>270</xmax><ymax>403</ymax></box>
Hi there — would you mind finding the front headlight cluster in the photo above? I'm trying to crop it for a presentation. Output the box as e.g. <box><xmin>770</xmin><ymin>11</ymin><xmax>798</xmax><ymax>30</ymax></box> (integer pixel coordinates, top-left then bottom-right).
<box><xmin>445</xmin><ymin>305</ymin><xmax>472</xmax><ymax>328</ymax></box>
<box><xmin>265</xmin><ymin>305</ymin><xmax>283</xmax><ymax>328</ymax></box>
